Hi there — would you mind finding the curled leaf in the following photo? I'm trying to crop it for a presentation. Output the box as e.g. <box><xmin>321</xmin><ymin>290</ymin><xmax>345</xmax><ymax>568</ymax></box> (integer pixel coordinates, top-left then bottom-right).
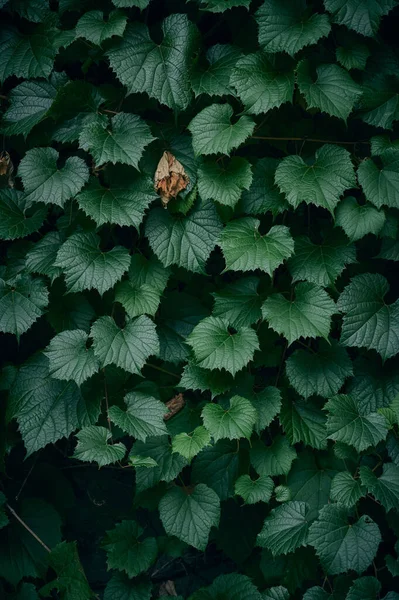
<box><xmin>154</xmin><ymin>151</ymin><xmax>189</xmax><ymax>208</ymax></box>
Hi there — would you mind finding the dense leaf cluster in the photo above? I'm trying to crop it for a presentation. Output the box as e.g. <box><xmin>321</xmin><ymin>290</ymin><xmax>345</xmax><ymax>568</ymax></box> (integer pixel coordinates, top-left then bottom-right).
<box><xmin>1</xmin><ymin>0</ymin><xmax>399</xmax><ymax>598</ymax></box>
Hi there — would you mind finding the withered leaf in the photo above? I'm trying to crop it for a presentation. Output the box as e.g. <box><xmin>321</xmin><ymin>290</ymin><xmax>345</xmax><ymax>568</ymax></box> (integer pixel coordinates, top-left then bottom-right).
<box><xmin>164</xmin><ymin>393</ymin><xmax>185</xmax><ymax>420</ymax></box>
<box><xmin>154</xmin><ymin>151</ymin><xmax>189</xmax><ymax>208</ymax></box>
<box><xmin>0</xmin><ymin>151</ymin><xmax>14</xmax><ymax>187</ymax></box>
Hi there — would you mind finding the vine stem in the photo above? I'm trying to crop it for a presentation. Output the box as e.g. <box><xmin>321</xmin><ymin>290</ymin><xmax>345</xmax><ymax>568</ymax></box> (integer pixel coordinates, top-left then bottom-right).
<box><xmin>6</xmin><ymin>503</ymin><xmax>51</xmax><ymax>552</ymax></box>
<box><xmin>250</xmin><ymin>135</ymin><xmax>369</xmax><ymax>145</ymax></box>
<box><xmin>146</xmin><ymin>362</ymin><xmax>180</xmax><ymax>378</ymax></box>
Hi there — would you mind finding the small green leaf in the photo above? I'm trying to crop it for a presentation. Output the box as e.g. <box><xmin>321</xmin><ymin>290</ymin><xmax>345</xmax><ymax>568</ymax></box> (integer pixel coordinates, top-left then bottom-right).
<box><xmin>251</xmin><ymin>386</ymin><xmax>282</xmax><ymax>432</ymax></box>
<box><xmin>202</xmin><ymin>395</ymin><xmax>257</xmax><ymax>441</ymax></box>
<box><xmin>44</xmin><ymin>329</ymin><xmax>99</xmax><ymax>386</ymax></box>
<box><xmin>108</xmin><ymin>391</ymin><xmax>168</xmax><ymax>441</ymax></box>
<box><xmin>104</xmin><ymin>573</ymin><xmax>152</xmax><ymax>600</ymax></box>
<box><xmin>0</xmin><ymin>26</ymin><xmax>56</xmax><ymax>81</ymax></box>
<box><xmin>0</xmin><ymin>189</ymin><xmax>46</xmax><ymax>241</ymax></box>
<box><xmin>172</xmin><ymin>426</ymin><xmax>211</xmax><ymax>461</ymax></box>
<box><xmin>280</xmin><ymin>397</ymin><xmax>327</xmax><ymax>450</ymax></box>
<box><xmin>360</xmin><ymin>463</ymin><xmax>399</xmax><ymax>512</ymax></box>
<box><xmin>179</xmin><ymin>363</ymin><xmax>235</xmax><ymax>398</ymax></box>
<box><xmin>335</xmin><ymin>196</ymin><xmax>386</xmax><ymax>241</ymax></box>
<box><xmin>0</xmin><ymin>275</ymin><xmax>48</xmax><ymax>337</ymax></box>
<box><xmin>191</xmin><ymin>44</ymin><xmax>241</xmax><ymax>97</ymax></box>
<box><xmin>197</xmin><ymin>157</ymin><xmax>253</xmax><ymax>207</ymax></box>
<box><xmin>346</xmin><ymin>577</ymin><xmax>381</xmax><ymax>600</ymax></box>
<box><xmin>330</xmin><ymin>471</ymin><xmax>366</xmax><ymax>507</ymax></box>
<box><xmin>240</xmin><ymin>157</ymin><xmax>288</xmax><ymax>216</ymax></box>
<box><xmin>250</xmin><ymin>436</ymin><xmax>297</xmax><ymax>477</ymax></box>
<box><xmin>359</xmin><ymin>72</ymin><xmax>399</xmax><ymax>130</ymax></box>
<box><xmin>129</xmin><ymin>456</ymin><xmax>158</xmax><ymax>468</ymax></box>
<box><xmin>199</xmin><ymin>0</ymin><xmax>251</xmax><ymax>11</ymax></box>
<box><xmin>257</xmin><ymin>501</ymin><xmax>310</xmax><ymax>555</ymax></box>
<box><xmin>358</xmin><ymin>152</ymin><xmax>399</xmax><ymax>209</ymax></box>
<box><xmin>212</xmin><ymin>277</ymin><xmax>262</xmax><ymax>328</ymax></box>
<box><xmin>324</xmin><ymin>0</ymin><xmax>397</xmax><ymax>37</ymax></box>
<box><xmin>75</xmin><ymin>10</ymin><xmax>127</xmax><ymax>46</ymax></box>
<box><xmin>235</xmin><ymin>474</ymin><xmax>274</xmax><ymax>504</ymax></box>
<box><xmin>25</xmin><ymin>232</ymin><xmax>63</xmax><ymax>281</ymax></box>
<box><xmin>73</xmin><ymin>425</ymin><xmax>127</xmax><ymax>466</ymax></box>
<box><xmin>102</xmin><ymin>520</ymin><xmax>157</xmax><ymax>577</ymax></box>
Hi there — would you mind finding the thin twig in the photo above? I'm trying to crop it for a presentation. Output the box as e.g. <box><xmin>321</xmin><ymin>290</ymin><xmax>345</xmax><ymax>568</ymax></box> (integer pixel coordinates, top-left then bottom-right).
<box><xmin>146</xmin><ymin>362</ymin><xmax>180</xmax><ymax>379</ymax></box>
<box><xmin>15</xmin><ymin>452</ymin><xmax>40</xmax><ymax>501</ymax></box>
<box><xmin>6</xmin><ymin>503</ymin><xmax>51</xmax><ymax>552</ymax></box>
<box><xmin>102</xmin><ymin>109</ymin><xmax>119</xmax><ymax>114</ymax></box>
<box><xmin>251</xmin><ymin>135</ymin><xmax>369</xmax><ymax>145</ymax></box>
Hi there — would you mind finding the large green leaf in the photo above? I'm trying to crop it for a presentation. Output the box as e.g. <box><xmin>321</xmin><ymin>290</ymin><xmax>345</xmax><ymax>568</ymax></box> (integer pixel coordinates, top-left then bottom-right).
<box><xmin>360</xmin><ymin>464</ymin><xmax>399</xmax><ymax>512</ymax></box>
<box><xmin>102</xmin><ymin>520</ymin><xmax>157</xmax><ymax>577</ymax></box>
<box><xmin>275</xmin><ymin>145</ymin><xmax>356</xmax><ymax>213</ymax></box>
<box><xmin>25</xmin><ymin>232</ymin><xmax>63</xmax><ymax>281</ymax></box>
<box><xmin>190</xmin><ymin>573</ymin><xmax>262</xmax><ymax>600</ymax></box>
<box><xmin>212</xmin><ymin>277</ymin><xmax>262</xmax><ymax>328</ymax></box>
<box><xmin>40</xmin><ymin>541</ymin><xmax>92</xmax><ymax>600</ymax></box>
<box><xmin>358</xmin><ymin>152</ymin><xmax>399</xmax><ymax>209</ymax></box>
<box><xmin>75</xmin><ymin>10</ymin><xmax>127</xmax><ymax>45</ymax></box>
<box><xmin>44</xmin><ymin>329</ymin><xmax>99</xmax><ymax>386</ymax></box>
<box><xmin>107</xmin><ymin>14</ymin><xmax>199</xmax><ymax>110</ymax></box>
<box><xmin>220</xmin><ymin>219</ymin><xmax>294</xmax><ymax>275</ymax></box>
<box><xmin>346</xmin><ymin>577</ymin><xmax>381</xmax><ymax>600</ymax></box>
<box><xmin>337</xmin><ymin>273</ymin><xmax>399</xmax><ymax>360</ymax></box>
<box><xmin>0</xmin><ymin>189</ymin><xmax>46</xmax><ymax>241</ymax></box>
<box><xmin>0</xmin><ymin>26</ymin><xmax>57</xmax><ymax>81</ymax></box>
<box><xmin>308</xmin><ymin>504</ymin><xmax>381</xmax><ymax>574</ymax></box>
<box><xmin>335</xmin><ymin>196</ymin><xmax>386</xmax><ymax>241</ymax></box>
<box><xmin>262</xmin><ymin>282</ymin><xmax>336</xmax><ymax>344</ymax></box>
<box><xmin>324</xmin><ymin>0</ymin><xmax>397</xmax><ymax>37</ymax></box>
<box><xmin>0</xmin><ymin>274</ymin><xmax>48</xmax><ymax>337</ymax></box>
<box><xmin>280</xmin><ymin>397</ymin><xmax>327</xmax><ymax>450</ymax></box>
<box><xmin>257</xmin><ymin>501</ymin><xmax>311</xmax><ymax>556</ymax></box>
<box><xmin>330</xmin><ymin>471</ymin><xmax>365</xmax><ymax>507</ymax></box>
<box><xmin>108</xmin><ymin>391</ymin><xmax>168</xmax><ymax>441</ymax></box>
<box><xmin>359</xmin><ymin>73</ymin><xmax>399</xmax><ymax>130</ymax></box>
<box><xmin>73</xmin><ymin>425</ymin><xmax>127</xmax><ymax>466</ymax></box>
<box><xmin>202</xmin><ymin>395</ymin><xmax>257</xmax><ymax>441</ymax></box>
<box><xmin>197</xmin><ymin>157</ymin><xmax>253</xmax><ymax>207</ymax></box>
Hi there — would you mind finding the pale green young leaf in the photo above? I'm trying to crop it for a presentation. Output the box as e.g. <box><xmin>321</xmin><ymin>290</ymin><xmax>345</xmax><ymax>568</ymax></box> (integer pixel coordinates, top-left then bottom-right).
<box><xmin>275</xmin><ymin>486</ymin><xmax>292</xmax><ymax>503</ymax></box>
<box><xmin>44</xmin><ymin>329</ymin><xmax>99</xmax><ymax>386</ymax></box>
<box><xmin>251</xmin><ymin>386</ymin><xmax>282</xmax><ymax>432</ymax></box>
<box><xmin>73</xmin><ymin>425</ymin><xmax>126</xmax><ymax>466</ymax></box>
<box><xmin>257</xmin><ymin>501</ymin><xmax>310</xmax><ymax>555</ymax></box>
<box><xmin>179</xmin><ymin>363</ymin><xmax>235</xmax><ymax>398</ymax></box>
<box><xmin>280</xmin><ymin>397</ymin><xmax>327</xmax><ymax>450</ymax></box>
<box><xmin>256</xmin><ymin>0</ymin><xmax>331</xmax><ymax>56</ymax></box>
<box><xmin>75</xmin><ymin>10</ymin><xmax>127</xmax><ymax>46</ymax></box>
<box><xmin>0</xmin><ymin>275</ymin><xmax>48</xmax><ymax>337</ymax></box>
<box><xmin>104</xmin><ymin>573</ymin><xmax>152</xmax><ymax>600</ymax></box>
<box><xmin>172</xmin><ymin>426</ymin><xmax>211</xmax><ymax>461</ymax></box>
<box><xmin>337</xmin><ymin>273</ymin><xmax>399</xmax><ymax>360</ymax></box>
<box><xmin>220</xmin><ymin>219</ymin><xmax>294</xmax><ymax>275</ymax></box>
<box><xmin>346</xmin><ymin>577</ymin><xmax>381</xmax><ymax>600</ymax></box>
<box><xmin>145</xmin><ymin>200</ymin><xmax>222</xmax><ymax>274</ymax></box>
<box><xmin>212</xmin><ymin>277</ymin><xmax>262</xmax><ymax>328</ymax></box>
<box><xmin>191</xmin><ymin>44</ymin><xmax>241</xmax><ymax>97</ymax></box>
<box><xmin>102</xmin><ymin>520</ymin><xmax>157</xmax><ymax>577</ymax></box>
<box><xmin>285</xmin><ymin>341</ymin><xmax>353</xmax><ymax>399</ymax></box>
<box><xmin>25</xmin><ymin>232</ymin><xmax>63</xmax><ymax>281</ymax></box>
<box><xmin>324</xmin><ymin>0</ymin><xmax>397</xmax><ymax>37</ymax></box>
<box><xmin>230</xmin><ymin>52</ymin><xmax>295</xmax><ymax>115</ymax></box>
<box><xmin>262</xmin><ymin>282</ymin><xmax>336</xmax><ymax>344</ymax></box>
<box><xmin>0</xmin><ymin>26</ymin><xmax>56</xmax><ymax>82</ymax></box>
<box><xmin>129</xmin><ymin>456</ymin><xmax>158</xmax><ymax>468</ymax></box>
<box><xmin>131</xmin><ymin>436</ymin><xmax>187</xmax><ymax>491</ymax></box>
<box><xmin>76</xmin><ymin>173</ymin><xmax>157</xmax><ymax>229</ymax></box>
<box><xmin>358</xmin><ymin>152</ymin><xmax>399</xmax><ymax>209</ymax></box>
<box><xmin>360</xmin><ymin>464</ymin><xmax>399</xmax><ymax>512</ymax></box>
<box><xmin>250</xmin><ymin>436</ymin><xmax>297</xmax><ymax>477</ymax></box>
<box><xmin>0</xmin><ymin>189</ymin><xmax>46</xmax><ymax>241</ymax></box>
<box><xmin>79</xmin><ymin>113</ymin><xmax>155</xmax><ymax>169</ymax></box>
<box><xmin>235</xmin><ymin>474</ymin><xmax>274</xmax><ymax>505</ymax></box>
<box><xmin>199</xmin><ymin>0</ymin><xmax>251</xmax><ymax>11</ymax></box>
<box><xmin>330</xmin><ymin>471</ymin><xmax>366</xmax><ymax>507</ymax></box>
<box><xmin>335</xmin><ymin>196</ymin><xmax>386</xmax><ymax>241</ymax></box>
<box><xmin>108</xmin><ymin>391</ymin><xmax>167</xmax><ymax>441</ymax></box>
<box><xmin>40</xmin><ymin>541</ymin><xmax>92</xmax><ymax>600</ymax></box>
<box><xmin>197</xmin><ymin>157</ymin><xmax>253</xmax><ymax>207</ymax></box>
<box><xmin>240</xmin><ymin>158</ymin><xmax>288</xmax><ymax>216</ymax></box>
<box><xmin>190</xmin><ymin>573</ymin><xmax>262</xmax><ymax>600</ymax></box>
<box><xmin>201</xmin><ymin>395</ymin><xmax>257</xmax><ymax>441</ymax></box>
<box><xmin>275</xmin><ymin>145</ymin><xmax>356</xmax><ymax>213</ymax></box>
<box><xmin>188</xmin><ymin>104</ymin><xmax>255</xmax><ymax>156</ymax></box>
<box><xmin>187</xmin><ymin>316</ymin><xmax>259</xmax><ymax>375</ymax></box>
<box><xmin>308</xmin><ymin>504</ymin><xmax>381</xmax><ymax>574</ymax></box>
<box><xmin>359</xmin><ymin>73</ymin><xmax>399</xmax><ymax>130</ymax></box>
<box><xmin>288</xmin><ymin>234</ymin><xmax>356</xmax><ymax>287</ymax></box>
<box><xmin>55</xmin><ymin>232</ymin><xmax>130</xmax><ymax>295</ymax></box>
<box><xmin>325</xmin><ymin>394</ymin><xmax>388</xmax><ymax>451</ymax></box>
<box><xmin>91</xmin><ymin>315</ymin><xmax>159</xmax><ymax>375</ymax></box>
<box><xmin>18</xmin><ymin>147</ymin><xmax>89</xmax><ymax>208</ymax></box>
<box><xmin>159</xmin><ymin>484</ymin><xmax>220</xmax><ymax>550</ymax></box>
<box><xmin>297</xmin><ymin>61</ymin><xmax>362</xmax><ymax>121</ymax></box>
<box><xmin>107</xmin><ymin>14</ymin><xmax>199</xmax><ymax>110</ymax></box>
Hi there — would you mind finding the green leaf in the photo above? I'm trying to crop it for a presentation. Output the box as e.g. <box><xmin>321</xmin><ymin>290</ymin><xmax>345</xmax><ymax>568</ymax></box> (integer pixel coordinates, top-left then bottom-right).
<box><xmin>256</xmin><ymin>0</ymin><xmax>331</xmax><ymax>56</ymax></box>
<box><xmin>73</xmin><ymin>425</ymin><xmax>126</xmax><ymax>466</ymax></box>
<box><xmin>25</xmin><ymin>232</ymin><xmax>63</xmax><ymax>282</ymax></box>
<box><xmin>212</xmin><ymin>277</ymin><xmax>262</xmax><ymax>328</ymax></box>
<box><xmin>91</xmin><ymin>315</ymin><xmax>159</xmax><ymax>375</ymax></box>
<box><xmin>280</xmin><ymin>397</ymin><xmax>328</xmax><ymax>450</ymax></box>
<box><xmin>107</xmin><ymin>14</ymin><xmax>199</xmax><ymax>110</ymax></box>
<box><xmin>40</xmin><ymin>541</ymin><xmax>92</xmax><ymax>600</ymax></box>
<box><xmin>75</xmin><ymin>10</ymin><xmax>127</xmax><ymax>45</ymax></box>
<box><xmin>79</xmin><ymin>113</ymin><xmax>155</xmax><ymax>169</ymax></box>
<box><xmin>131</xmin><ymin>435</ymin><xmax>187</xmax><ymax>491</ymax></box>
<box><xmin>111</xmin><ymin>0</ymin><xmax>149</xmax><ymax>7</ymax></box>
<box><xmin>262</xmin><ymin>282</ymin><xmax>336</xmax><ymax>344</ymax></box>
<box><xmin>8</xmin><ymin>354</ymin><xmax>81</xmax><ymax>455</ymax></box>
<box><xmin>257</xmin><ymin>501</ymin><xmax>310</xmax><ymax>556</ymax></box>
<box><xmin>325</xmin><ymin>394</ymin><xmax>388</xmax><ymax>451</ymax></box>
<box><xmin>330</xmin><ymin>471</ymin><xmax>366</xmax><ymax>507</ymax></box>
<box><xmin>187</xmin><ymin>316</ymin><xmax>259</xmax><ymax>375</ymax></box>
<box><xmin>220</xmin><ymin>219</ymin><xmax>294</xmax><ymax>274</ymax></box>
<box><xmin>275</xmin><ymin>486</ymin><xmax>291</xmax><ymax>503</ymax></box>
<box><xmin>191</xmin><ymin>44</ymin><xmax>241</xmax><ymax>97</ymax></box>
<box><xmin>199</xmin><ymin>0</ymin><xmax>251</xmax><ymax>11</ymax></box>
<box><xmin>159</xmin><ymin>483</ymin><xmax>220</xmax><ymax>550</ymax></box>
<box><xmin>18</xmin><ymin>147</ymin><xmax>89</xmax><ymax>208</ymax></box>
<box><xmin>129</xmin><ymin>456</ymin><xmax>158</xmax><ymax>468</ymax></box>
<box><xmin>0</xmin><ymin>493</ymin><xmax>8</xmax><ymax>530</ymax></box>
<box><xmin>287</xmin><ymin>233</ymin><xmax>356</xmax><ymax>287</ymax></box>
<box><xmin>179</xmin><ymin>363</ymin><xmax>235</xmax><ymax>398</ymax></box>
<box><xmin>192</xmin><ymin>439</ymin><xmax>240</xmax><ymax>500</ymax></box>
<box><xmin>308</xmin><ymin>504</ymin><xmax>381</xmax><ymax>574</ymax></box>
<box><xmin>359</xmin><ymin>73</ymin><xmax>399</xmax><ymax>130</ymax></box>
<box><xmin>297</xmin><ymin>61</ymin><xmax>362</xmax><ymax>121</ymax></box>
<box><xmin>145</xmin><ymin>200</ymin><xmax>222</xmax><ymax>274</ymax></box>
<box><xmin>0</xmin><ymin>26</ymin><xmax>56</xmax><ymax>81</ymax></box>
<box><xmin>104</xmin><ymin>573</ymin><xmax>152</xmax><ymax>600</ymax></box>
<box><xmin>337</xmin><ymin>273</ymin><xmax>399</xmax><ymax>360</ymax></box>
<box><xmin>285</xmin><ymin>341</ymin><xmax>353</xmax><ymax>399</ymax></box>
<box><xmin>358</xmin><ymin>152</ymin><xmax>399</xmax><ymax>209</ymax></box>
<box><xmin>336</xmin><ymin>34</ymin><xmax>371</xmax><ymax>71</ymax></box>
<box><xmin>360</xmin><ymin>463</ymin><xmax>399</xmax><ymax>512</ymax></box>
<box><xmin>262</xmin><ymin>587</ymin><xmax>290</xmax><ymax>600</ymax></box>
<box><xmin>188</xmin><ymin>104</ymin><xmax>255</xmax><ymax>156</ymax></box>
<box><xmin>102</xmin><ymin>520</ymin><xmax>157</xmax><ymax>577</ymax></box>
<box><xmin>251</xmin><ymin>386</ymin><xmax>282</xmax><ymax>432</ymax></box>
<box><xmin>190</xmin><ymin>573</ymin><xmax>262</xmax><ymax>600</ymax></box>
<box><xmin>202</xmin><ymin>395</ymin><xmax>257</xmax><ymax>441</ymax></box>
<box><xmin>76</xmin><ymin>172</ymin><xmax>157</xmax><ymax>229</ymax></box>
<box><xmin>250</xmin><ymin>435</ymin><xmax>297</xmax><ymax>477</ymax></box>
<box><xmin>44</xmin><ymin>329</ymin><xmax>99</xmax><ymax>386</ymax></box>
<box><xmin>172</xmin><ymin>426</ymin><xmax>211</xmax><ymax>461</ymax></box>
<box><xmin>108</xmin><ymin>391</ymin><xmax>168</xmax><ymax>441</ymax></box>
<box><xmin>377</xmin><ymin>238</ymin><xmax>399</xmax><ymax>261</ymax></box>
<box><xmin>240</xmin><ymin>158</ymin><xmax>288</xmax><ymax>216</ymax></box>
<box><xmin>230</xmin><ymin>52</ymin><xmax>295</xmax><ymax>115</ymax></box>
<box><xmin>0</xmin><ymin>275</ymin><xmax>48</xmax><ymax>337</ymax></box>
<box><xmin>275</xmin><ymin>145</ymin><xmax>356</xmax><ymax>214</ymax></box>
<box><xmin>0</xmin><ymin>189</ymin><xmax>46</xmax><ymax>241</ymax></box>
<box><xmin>235</xmin><ymin>474</ymin><xmax>274</xmax><ymax>505</ymax></box>
<box><xmin>346</xmin><ymin>577</ymin><xmax>381</xmax><ymax>600</ymax></box>
<box><xmin>47</xmin><ymin>292</ymin><xmax>95</xmax><ymax>334</ymax></box>
<box><xmin>335</xmin><ymin>196</ymin><xmax>386</xmax><ymax>242</ymax></box>
<box><xmin>197</xmin><ymin>157</ymin><xmax>253</xmax><ymax>207</ymax></box>
<box><xmin>324</xmin><ymin>0</ymin><xmax>397</xmax><ymax>37</ymax></box>
<box><xmin>9</xmin><ymin>0</ymin><xmax>50</xmax><ymax>23</ymax></box>
<box><xmin>55</xmin><ymin>232</ymin><xmax>131</xmax><ymax>295</ymax></box>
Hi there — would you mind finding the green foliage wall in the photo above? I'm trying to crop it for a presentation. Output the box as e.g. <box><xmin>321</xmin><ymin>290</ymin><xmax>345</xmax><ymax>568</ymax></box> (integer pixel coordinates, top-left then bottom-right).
<box><xmin>1</xmin><ymin>0</ymin><xmax>399</xmax><ymax>598</ymax></box>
